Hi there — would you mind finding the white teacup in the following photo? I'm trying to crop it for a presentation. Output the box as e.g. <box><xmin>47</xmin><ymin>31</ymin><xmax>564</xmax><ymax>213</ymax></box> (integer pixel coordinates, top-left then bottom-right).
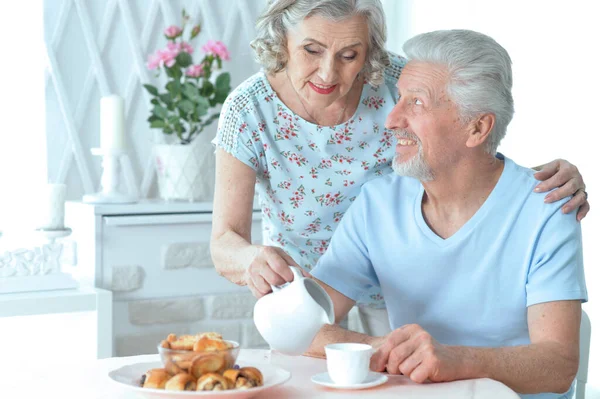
<box><xmin>254</xmin><ymin>267</ymin><xmax>335</xmax><ymax>356</ymax></box>
<box><xmin>325</xmin><ymin>343</ymin><xmax>374</xmax><ymax>385</ymax></box>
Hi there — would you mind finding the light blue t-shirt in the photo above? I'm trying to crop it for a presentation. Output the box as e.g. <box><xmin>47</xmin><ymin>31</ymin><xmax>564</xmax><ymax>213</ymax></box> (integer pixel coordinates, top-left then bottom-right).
<box><xmin>311</xmin><ymin>155</ymin><xmax>587</xmax><ymax>399</ymax></box>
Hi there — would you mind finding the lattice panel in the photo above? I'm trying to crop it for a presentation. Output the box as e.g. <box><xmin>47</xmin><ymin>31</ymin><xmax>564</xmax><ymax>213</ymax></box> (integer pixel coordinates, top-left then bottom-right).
<box><xmin>44</xmin><ymin>0</ymin><xmax>265</xmax><ymax>200</ymax></box>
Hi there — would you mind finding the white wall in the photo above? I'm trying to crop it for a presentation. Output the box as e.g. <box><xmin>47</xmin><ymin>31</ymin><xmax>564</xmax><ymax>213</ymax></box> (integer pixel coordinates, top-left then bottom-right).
<box><xmin>384</xmin><ymin>0</ymin><xmax>600</xmax><ymax>393</ymax></box>
<box><xmin>43</xmin><ymin>0</ymin><xmax>265</xmax><ymax>201</ymax></box>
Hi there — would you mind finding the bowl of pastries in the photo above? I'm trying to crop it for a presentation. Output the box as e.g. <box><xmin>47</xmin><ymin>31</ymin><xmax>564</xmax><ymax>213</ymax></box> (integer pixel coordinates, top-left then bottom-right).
<box><xmin>142</xmin><ymin>332</ymin><xmax>263</xmax><ymax>392</ymax></box>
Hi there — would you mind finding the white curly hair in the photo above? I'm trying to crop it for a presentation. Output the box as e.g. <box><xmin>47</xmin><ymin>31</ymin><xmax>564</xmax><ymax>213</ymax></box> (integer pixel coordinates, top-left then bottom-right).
<box><xmin>250</xmin><ymin>0</ymin><xmax>389</xmax><ymax>86</ymax></box>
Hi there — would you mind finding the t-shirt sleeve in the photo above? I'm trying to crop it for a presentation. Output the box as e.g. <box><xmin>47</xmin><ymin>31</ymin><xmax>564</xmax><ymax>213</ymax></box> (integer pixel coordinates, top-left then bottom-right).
<box><xmin>526</xmin><ymin>205</ymin><xmax>588</xmax><ymax>307</ymax></box>
<box><xmin>212</xmin><ymin>89</ymin><xmax>262</xmax><ymax>171</ymax></box>
<box><xmin>310</xmin><ymin>187</ymin><xmax>380</xmax><ymax>301</ymax></box>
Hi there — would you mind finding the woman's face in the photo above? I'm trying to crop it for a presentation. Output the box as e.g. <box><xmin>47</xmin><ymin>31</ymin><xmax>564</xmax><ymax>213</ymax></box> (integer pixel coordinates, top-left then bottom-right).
<box><xmin>285</xmin><ymin>14</ymin><xmax>370</xmax><ymax>108</ymax></box>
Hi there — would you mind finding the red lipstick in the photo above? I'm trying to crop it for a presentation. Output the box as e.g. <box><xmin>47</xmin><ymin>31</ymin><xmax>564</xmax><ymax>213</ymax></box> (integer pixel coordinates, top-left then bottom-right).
<box><xmin>309</xmin><ymin>82</ymin><xmax>336</xmax><ymax>95</ymax></box>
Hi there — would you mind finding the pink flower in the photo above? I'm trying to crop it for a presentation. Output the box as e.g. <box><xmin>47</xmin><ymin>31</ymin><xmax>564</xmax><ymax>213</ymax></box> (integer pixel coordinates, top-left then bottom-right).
<box><xmin>147</xmin><ymin>47</ymin><xmax>178</xmax><ymax>70</ymax></box>
<box><xmin>186</xmin><ymin>64</ymin><xmax>204</xmax><ymax>78</ymax></box>
<box><xmin>167</xmin><ymin>41</ymin><xmax>194</xmax><ymax>54</ymax></box>
<box><xmin>147</xmin><ymin>52</ymin><xmax>162</xmax><ymax>70</ymax></box>
<box><xmin>164</xmin><ymin>25</ymin><xmax>182</xmax><ymax>39</ymax></box>
<box><xmin>202</xmin><ymin>40</ymin><xmax>230</xmax><ymax>60</ymax></box>
<box><xmin>158</xmin><ymin>48</ymin><xmax>178</xmax><ymax>68</ymax></box>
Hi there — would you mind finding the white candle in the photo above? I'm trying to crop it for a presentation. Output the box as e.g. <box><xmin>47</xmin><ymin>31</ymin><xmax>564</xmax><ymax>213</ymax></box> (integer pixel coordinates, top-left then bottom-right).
<box><xmin>39</xmin><ymin>184</ymin><xmax>66</xmax><ymax>230</ymax></box>
<box><xmin>100</xmin><ymin>95</ymin><xmax>126</xmax><ymax>150</ymax></box>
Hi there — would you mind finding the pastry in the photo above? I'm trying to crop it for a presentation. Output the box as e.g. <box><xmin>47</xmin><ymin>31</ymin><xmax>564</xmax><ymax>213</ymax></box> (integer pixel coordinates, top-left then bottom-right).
<box><xmin>189</xmin><ymin>353</ymin><xmax>227</xmax><ymax>378</ymax></box>
<box><xmin>168</xmin><ymin>334</ymin><xmax>199</xmax><ymax>351</ymax></box>
<box><xmin>196</xmin><ymin>373</ymin><xmax>231</xmax><ymax>391</ymax></box>
<box><xmin>159</xmin><ymin>339</ymin><xmax>171</xmax><ymax>349</ymax></box>
<box><xmin>164</xmin><ymin>360</ymin><xmax>186</xmax><ymax>376</ymax></box>
<box><xmin>165</xmin><ymin>332</ymin><xmax>226</xmax><ymax>351</ymax></box>
<box><xmin>165</xmin><ymin>373</ymin><xmax>197</xmax><ymax>391</ymax></box>
<box><xmin>192</xmin><ymin>336</ymin><xmax>232</xmax><ymax>352</ymax></box>
<box><xmin>141</xmin><ymin>368</ymin><xmax>170</xmax><ymax>389</ymax></box>
<box><xmin>170</xmin><ymin>352</ymin><xmax>196</xmax><ymax>371</ymax></box>
<box><xmin>198</xmin><ymin>332</ymin><xmax>224</xmax><ymax>340</ymax></box>
<box><xmin>223</xmin><ymin>367</ymin><xmax>264</xmax><ymax>389</ymax></box>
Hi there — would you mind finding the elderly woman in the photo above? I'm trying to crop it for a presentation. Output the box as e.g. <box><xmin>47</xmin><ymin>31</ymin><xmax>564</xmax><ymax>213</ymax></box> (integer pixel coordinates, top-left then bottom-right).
<box><xmin>210</xmin><ymin>0</ymin><xmax>589</xmax><ymax>336</ymax></box>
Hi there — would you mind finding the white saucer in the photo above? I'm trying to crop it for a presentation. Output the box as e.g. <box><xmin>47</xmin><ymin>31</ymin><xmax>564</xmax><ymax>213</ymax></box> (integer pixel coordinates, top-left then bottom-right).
<box><xmin>311</xmin><ymin>372</ymin><xmax>388</xmax><ymax>390</ymax></box>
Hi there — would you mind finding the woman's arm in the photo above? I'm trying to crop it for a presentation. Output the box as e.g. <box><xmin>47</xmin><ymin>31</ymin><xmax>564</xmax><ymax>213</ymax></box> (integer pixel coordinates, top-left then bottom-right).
<box><xmin>210</xmin><ymin>149</ymin><xmax>301</xmax><ymax>297</ymax></box>
<box><xmin>532</xmin><ymin>159</ymin><xmax>589</xmax><ymax>221</ymax></box>
<box><xmin>210</xmin><ymin>149</ymin><xmax>259</xmax><ymax>285</ymax></box>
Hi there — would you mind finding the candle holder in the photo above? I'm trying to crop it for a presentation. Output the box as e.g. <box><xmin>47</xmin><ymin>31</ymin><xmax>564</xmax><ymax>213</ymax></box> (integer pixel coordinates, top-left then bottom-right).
<box><xmin>83</xmin><ymin>148</ymin><xmax>137</xmax><ymax>204</ymax></box>
<box><xmin>34</xmin><ymin>227</ymin><xmax>72</xmax><ymax>245</ymax></box>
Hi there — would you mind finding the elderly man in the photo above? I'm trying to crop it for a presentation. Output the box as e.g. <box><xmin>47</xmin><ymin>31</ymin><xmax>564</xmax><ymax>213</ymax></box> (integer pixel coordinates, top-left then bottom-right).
<box><xmin>308</xmin><ymin>29</ymin><xmax>587</xmax><ymax>398</ymax></box>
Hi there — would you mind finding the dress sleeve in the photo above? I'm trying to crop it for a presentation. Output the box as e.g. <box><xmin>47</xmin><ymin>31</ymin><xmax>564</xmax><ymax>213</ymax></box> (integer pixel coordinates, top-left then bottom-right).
<box><xmin>526</xmin><ymin>204</ymin><xmax>588</xmax><ymax>307</ymax></box>
<box><xmin>212</xmin><ymin>89</ymin><xmax>262</xmax><ymax>171</ymax></box>
<box><xmin>310</xmin><ymin>186</ymin><xmax>379</xmax><ymax>301</ymax></box>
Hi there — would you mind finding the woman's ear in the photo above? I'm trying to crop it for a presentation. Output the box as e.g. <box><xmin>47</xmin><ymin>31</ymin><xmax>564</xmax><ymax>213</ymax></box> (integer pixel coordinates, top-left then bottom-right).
<box><xmin>466</xmin><ymin>113</ymin><xmax>495</xmax><ymax>148</ymax></box>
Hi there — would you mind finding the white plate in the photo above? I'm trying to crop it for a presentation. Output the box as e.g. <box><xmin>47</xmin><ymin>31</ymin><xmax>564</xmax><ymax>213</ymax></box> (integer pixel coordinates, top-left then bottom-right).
<box><xmin>311</xmin><ymin>372</ymin><xmax>388</xmax><ymax>390</ymax></box>
<box><xmin>108</xmin><ymin>361</ymin><xmax>291</xmax><ymax>399</ymax></box>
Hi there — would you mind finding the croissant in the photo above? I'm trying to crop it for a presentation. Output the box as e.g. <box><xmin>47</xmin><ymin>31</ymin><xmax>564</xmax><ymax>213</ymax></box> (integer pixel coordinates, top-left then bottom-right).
<box><xmin>159</xmin><ymin>340</ymin><xmax>171</xmax><ymax>349</ymax></box>
<box><xmin>196</xmin><ymin>373</ymin><xmax>231</xmax><ymax>391</ymax></box>
<box><xmin>164</xmin><ymin>360</ymin><xmax>186</xmax><ymax>376</ymax></box>
<box><xmin>165</xmin><ymin>373</ymin><xmax>197</xmax><ymax>391</ymax></box>
<box><xmin>168</xmin><ymin>334</ymin><xmax>199</xmax><ymax>351</ymax></box>
<box><xmin>167</xmin><ymin>332</ymin><xmax>225</xmax><ymax>351</ymax></box>
<box><xmin>141</xmin><ymin>369</ymin><xmax>170</xmax><ymax>389</ymax></box>
<box><xmin>189</xmin><ymin>353</ymin><xmax>227</xmax><ymax>378</ymax></box>
<box><xmin>170</xmin><ymin>352</ymin><xmax>196</xmax><ymax>371</ymax></box>
<box><xmin>223</xmin><ymin>367</ymin><xmax>264</xmax><ymax>389</ymax></box>
<box><xmin>192</xmin><ymin>336</ymin><xmax>232</xmax><ymax>352</ymax></box>
<box><xmin>198</xmin><ymin>332</ymin><xmax>223</xmax><ymax>340</ymax></box>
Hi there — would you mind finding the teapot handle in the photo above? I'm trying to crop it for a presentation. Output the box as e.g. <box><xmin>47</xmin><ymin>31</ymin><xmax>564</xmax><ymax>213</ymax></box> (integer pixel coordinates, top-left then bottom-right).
<box><xmin>271</xmin><ymin>266</ymin><xmax>303</xmax><ymax>293</ymax></box>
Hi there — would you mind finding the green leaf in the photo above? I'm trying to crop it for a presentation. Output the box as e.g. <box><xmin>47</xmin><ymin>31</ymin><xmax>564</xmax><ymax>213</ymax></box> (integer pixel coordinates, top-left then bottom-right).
<box><xmin>176</xmin><ymin>52</ymin><xmax>193</xmax><ymax>68</ymax></box>
<box><xmin>159</xmin><ymin>93</ymin><xmax>172</xmax><ymax>106</ymax></box>
<box><xmin>150</xmin><ymin>120</ymin><xmax>166</xmax><ymax>128</ymax></box>
<box><xmin>168</xmin><ymin>115</ymin><xmax>180</xmax><ymax>125</ymax></box>
<box><xmin>166</xmin><ymin>80</ymin><xmax>182</xmax><ymax>95</ymax></box>
<box><xmin>143</xmin><ymin>84</ymin><xmax>159</xmax><ymax>96</ymax></box>
<box><xmin>152</xmin><ymin>105</ymin><xmax>168</xmax><ymax>119</ymax></box>
<box><xmin>166</xmin><ymin>65</ymin><xmax>183</xmax><ymax>80</ymax></box>
<box><xmin>163</xmin><ymin>126</ymin><xmax>174</xmax><ymax>134</ymax></box>
<box><xmin>150</xmin><ymin>98</ymin><xmax>159</xmax><ymax>105</ymax></box>
<box><xmin>216</xmin><ymin>72</ymin><xmax>231</xmax><ymax>93</ymax></box>
<box><xmin>201</xmin><ymin>80</ymin><xmax>214</xmax><ymax>97</ymax></box>
<box><xmin>178</xmin><ymin>99</ymin><xmax>195</xmax><ymax>114</ymax></box>
<box><xmin>147</xmin><ymin>115</ymin><xmax>160</xmax><ymax>123</ymax></box>
<box><xmin>196</xmin><ymin>96</ymin><xmax>209</xmax><ymax>109</ymax></box>
<box><xmin>183</xmin><ymin>82</ymin><xmax>200</xmax><ymax>101</ymax></box>
<box><xmin>213</xmin><ymin>90</ymin><xmax>228</xmax><ymax>105</ymax></box>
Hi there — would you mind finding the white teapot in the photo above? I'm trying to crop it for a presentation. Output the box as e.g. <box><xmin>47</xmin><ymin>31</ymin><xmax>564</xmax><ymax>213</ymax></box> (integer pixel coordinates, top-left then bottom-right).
<box><xmin>253</xmin><ymin>267</ymin><xmax>335</xmax><ymax>356</ymax></box>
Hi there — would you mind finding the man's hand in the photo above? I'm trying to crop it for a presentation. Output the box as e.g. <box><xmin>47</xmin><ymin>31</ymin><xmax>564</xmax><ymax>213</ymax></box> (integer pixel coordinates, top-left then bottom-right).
<box><xmin>369</xmin><ymin>324</ymin><xmax>465</xmax><ymax>383</ymax></box>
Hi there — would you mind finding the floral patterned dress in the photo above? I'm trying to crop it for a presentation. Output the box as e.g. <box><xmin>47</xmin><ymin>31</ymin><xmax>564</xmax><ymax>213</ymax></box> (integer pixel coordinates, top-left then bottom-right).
<box><xmin>214</xmin><ymin>53</ymin><xmax>406</xmax><ymax>308</ymax></box>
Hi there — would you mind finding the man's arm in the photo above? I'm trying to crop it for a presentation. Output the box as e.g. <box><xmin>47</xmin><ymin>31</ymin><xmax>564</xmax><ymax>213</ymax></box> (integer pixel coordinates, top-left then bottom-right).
<box><xmin>462</xmin><ymin>300</ymin><xmax>581</xmax><ymax>393</ymax></box>
<box><xmin>305</xmin><ymin>278</ymin><xmax>378</xmax><ymax>358</ymax></box>
<box><xmin>371</xmin><ymin>300</ymin><xmax>581</xmax><ymax>394</ymax></box>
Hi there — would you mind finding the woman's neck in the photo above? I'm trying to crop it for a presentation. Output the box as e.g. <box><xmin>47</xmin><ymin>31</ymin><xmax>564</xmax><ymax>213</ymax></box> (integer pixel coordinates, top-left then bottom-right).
<box><xmin>267</xmin><ymin>71</ymin><xmax>363</xmax><ymax>127</ymax></box>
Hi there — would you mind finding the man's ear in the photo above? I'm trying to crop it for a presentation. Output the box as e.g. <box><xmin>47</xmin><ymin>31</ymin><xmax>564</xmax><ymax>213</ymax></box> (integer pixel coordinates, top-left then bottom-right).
<box><xmin>466</xmin><ymin>113</ymin><xmax>495</xmax><ymax>148</ymax></box>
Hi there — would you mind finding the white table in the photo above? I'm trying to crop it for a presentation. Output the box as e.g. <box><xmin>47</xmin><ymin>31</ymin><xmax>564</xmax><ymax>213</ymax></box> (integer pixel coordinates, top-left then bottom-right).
<box><xmin>0</xmin><ymin>285</ymin><xmax>112</xmax><ymax>358</ymax></box>
<box><xmin>2</xmin><ymin>349</ymin><xmax>520</xmax><ymax>399</ymax></box>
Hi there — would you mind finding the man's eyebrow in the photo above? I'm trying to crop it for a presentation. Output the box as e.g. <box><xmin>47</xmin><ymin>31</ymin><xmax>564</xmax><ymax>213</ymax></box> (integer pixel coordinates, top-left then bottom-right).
<box><xmin>397</xmin><ymin>88</ymin><xmax>429</xmax><ymax>96</ymax></box>
<box><xmin>302</xmin><ymin>38</ymin><xmax>363</xmax><ymax>50</ymax></box>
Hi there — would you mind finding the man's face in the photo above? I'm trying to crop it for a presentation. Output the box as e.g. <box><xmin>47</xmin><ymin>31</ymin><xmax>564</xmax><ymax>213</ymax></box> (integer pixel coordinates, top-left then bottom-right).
<box><xmin>386</xmin><ymin>61</ymin><xmax>467</xmax><ymax>181</ymax></box>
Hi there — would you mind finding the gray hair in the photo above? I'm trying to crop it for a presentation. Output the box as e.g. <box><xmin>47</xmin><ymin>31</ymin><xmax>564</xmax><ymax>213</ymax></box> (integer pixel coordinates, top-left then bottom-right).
<box><xmin>251</xmin><ymin>0</ymin><xmax>389</xmax><ymax>86</ymax></box>
<box><xmin>403</xmin><ymin>30</ymin><xmax>514</xmax><ymax>154</ymax></box>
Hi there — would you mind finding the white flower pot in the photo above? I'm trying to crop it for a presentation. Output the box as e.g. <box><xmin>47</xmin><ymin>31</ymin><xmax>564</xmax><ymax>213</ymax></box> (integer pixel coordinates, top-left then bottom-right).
<box><xmin>153</xmin><ymin>136</ymin><xmax>216</xmax><ymax>202</ymax></box>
